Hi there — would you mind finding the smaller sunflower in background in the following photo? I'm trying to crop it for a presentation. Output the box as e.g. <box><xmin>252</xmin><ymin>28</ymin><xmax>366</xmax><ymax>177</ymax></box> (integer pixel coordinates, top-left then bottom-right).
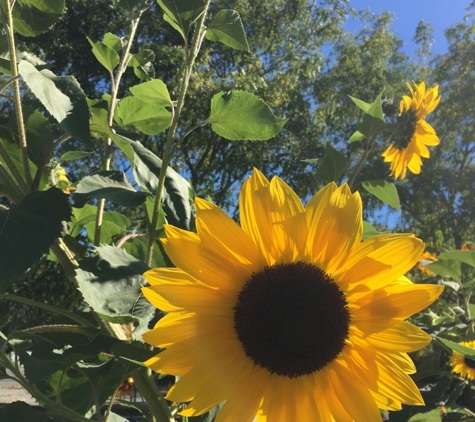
<box><xmin>382</xmin><ymin>81</ymin><xmax>440</xmax><ymax>179</ymax></box>
<box><xmin>450</xmin><ymin>341</ymin><xmax>475</xmax><ymax>381</ymax></box>
<box><xmin>417</xmin><ymin>251</ymin><xmax>438</xmax><ymax>276</ymax></box>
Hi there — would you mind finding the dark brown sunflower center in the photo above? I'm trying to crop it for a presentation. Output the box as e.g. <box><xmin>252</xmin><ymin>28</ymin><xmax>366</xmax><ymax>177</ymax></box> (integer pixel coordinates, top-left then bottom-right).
<box><xmin>464</xmin><ymin>356</ymin><xmax>475</xmax><ymax>369</ymax></box>
<box><xmin>233</xmin><ymin>262</ymin><xmax>350</xmax><ymax>378</ymax></box>
<box><xmin>392</xmin><ymin>107</ymin><xmax>419</xmax><ymax>151</ymax></box>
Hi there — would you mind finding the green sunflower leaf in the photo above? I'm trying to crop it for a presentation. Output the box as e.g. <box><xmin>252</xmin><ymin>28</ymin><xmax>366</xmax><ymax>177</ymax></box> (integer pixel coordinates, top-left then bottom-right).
<box><xmin>205</xmin><ymin>10</ymin><xmax>249</xmax><ymax>51</ymax></box>
<box><xmin>425</xmin><ymin>260</ymin><xmax>461</xmax><ymax>282</ymax></box>
<box><xmin>158</xmin><ymin>0</ymin><xmax>206</xmax><ymax>40</ymax></box>
<box><xmin>437</xmin><ymin>338</ymin><xmax>475</xmax><ymax>357</ymax></box>
<box><xmin>0</xmin><ymin>187</ymin><xmax>72</xmax><ymax>282</ymax></box>
<box><xmin>206</xmin><ymin>91</ymin><xmax>287</xmax><ymax>141</ymax></box>
<box><xmin>87</xmin><ymin>37</ymin><xmax>120</xmax><ymax>72</ymax></box>
<box><xmin>114</xmin><ymin>96</ymin><xmax>171</xmax><ymax>135</ymax></box>
<box><xmin>12</xmin><ymin>0</ymin><xmax>65</xmax><ymax>37</ymax></box>
<box><xmin>73</xmin><ymin>171</ymin><xmax>149</xmax><ymax>208</ymax></box>
<box><xmin>103</xmin><ymin>32</ymin><xmax>123</xmax><ymax>50</ymax></box>
<box><xmin>18</xmin><ymin>61</ymin><xmax>91</xmax><ymax>145</ymax></box>
<box><xmin>310</xmin><ymin>143</ymin><xmax>349</xmax><ymax>183</ymax></box>
<box><xmin>437</xmin><ymin>250</ymin><xmax>475</xmax><ymax>267</ymax></box>
<box><xmin>362</xmin><ymin>180</ymin><xmax>400</xmax><ymax>211</ymax></box>
<box><xmin>76</xmin><ymin>245</ymin><xmax>156</xmax><ymax>340</ymax></box>
<box><xmin>349</xmin><ymin>93</ymin><xmax>386</xmax><ymax>140</ymax></box>
<box><xmin>0</xmin><ymin>401</ymin><xmax>63</xmax><ymax>421</ymax></box>
<box><xmin>129</xmin><ymin>80</ymin><xmax>172</xmax><ymax>107</ymax></box>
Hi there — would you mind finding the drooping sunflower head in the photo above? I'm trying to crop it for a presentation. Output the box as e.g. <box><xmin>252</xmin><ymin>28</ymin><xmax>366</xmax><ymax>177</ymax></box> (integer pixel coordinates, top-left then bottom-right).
<box><xmin>142</xmin><ymin>169</ymin><xmax>443</xmax><ymax>422</ymax></box>
<box><xmin>450</xmin><ymin>341</ymin><xmax>475</xmax><ymax>381</ymax></box>
<box><xmin>382</xmin><ymin>81</ymin><xmax>441</xmax><ymax>179</ymax></box>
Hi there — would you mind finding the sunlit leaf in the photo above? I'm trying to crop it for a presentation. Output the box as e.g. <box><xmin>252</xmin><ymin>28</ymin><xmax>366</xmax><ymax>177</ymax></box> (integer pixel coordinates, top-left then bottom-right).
<box><xmin>362</xmin><ymin>180</ymin><xmax>400</xmax><ymax>211</ymax></box>
<box><xmin>205</xmin><ymin>10</ymin><xmax>249</xmax><ymax>51</ymax></box>
<box><xmin>437</xmin><ymin>250</ymin><xmax>475</xmax><ymax>267</ymax></box>
<box><xmin>18</xmin><ymin>61</ymin><xmax>91</xmax><ymax>145</ymax></box>
<box><xmin>349</xmin><ymin>93</ymin><xmax>386</xmax><ymax>140</ymax></box>
<box><xmin>426</xmin><ymin>260</ymin><xmax>461</xmax><ymax>282</ymax></box>
<box><xmin>206</xmin><ymin>91</ymin><xmax>287</xmax><ymax>140</ymax></box>
<box><xmin>129</xmin><ymin>80</ymin><xmax>172</xmax><ymax>107</ymax></box>
<box><xmin>437</xmin><ymin>337</ymin><xmax>475</xmax><ymax>357</ymax></box>
<box><xmin>103</xmin><ymin>32</ymin><xmax>123</xmax><ymax>50</ymax></box>
<box><xmin>114</xmin><ymin>97</ymin><xmax>171</xmax><ymax>135</ymax></box>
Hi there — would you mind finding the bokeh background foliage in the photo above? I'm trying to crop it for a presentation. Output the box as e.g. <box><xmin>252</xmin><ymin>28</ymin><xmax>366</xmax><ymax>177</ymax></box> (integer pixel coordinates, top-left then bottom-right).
<box><xmin>0</xmin><ymin>0</ymin><xmax>474</xmax><ymax>421</ymax></box>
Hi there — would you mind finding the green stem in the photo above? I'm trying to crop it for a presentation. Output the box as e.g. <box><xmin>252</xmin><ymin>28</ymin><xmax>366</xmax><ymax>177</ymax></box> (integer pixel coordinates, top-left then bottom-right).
<box><xmin>0</xmin><ymin>73</ymin><xmax>20</xmax><ymax>93</ymax></box>
<box><xmin>94</xmin><ymin>13</ymin><xmax>142</xmax><ymax>246</ymax></box>
<box><xmin>347</xmin><ymin>135</ymin><xmax>377</xmax><ymax>190</ymax></box>
<box><xmin>0</xmin><ymin>136</ymin><xmax>29</xmax><ymax>194</ymax></box>
<box><xmin>3</xmin><ymin>0</ymin><xmax>32</xmax><ymax>189</ymax></box>
<box><xmin>0</xmin><ymin>161</ymin><xmax>24</xmax><ymax>202</ymax></box>
<box><xmin>132</xmin><ymin>367</ymin><xmax>175</xmax><ymax>422</ymax></box>
<box><xmin>20</xmin><ymin>324</ymin><xmax>103</xmax><ymax>336</ymax></box>
<box><xmin>0</xmin><ymin>293</ymin><xmax>96</xmax><ymax>327</ymax></box>
<box><xmin>146</xmin><ymin>0</ymin><xmax>210</xmax><ymax>266</ymax></box>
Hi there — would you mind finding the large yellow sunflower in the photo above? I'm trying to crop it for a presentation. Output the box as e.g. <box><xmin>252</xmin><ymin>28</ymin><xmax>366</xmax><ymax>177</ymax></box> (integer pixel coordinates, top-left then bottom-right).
<box><xmin>450</xmin><ymin>341</ymin><xmax>475</xmax><ymax>381</ymax></box>
<box><xmin>382</xmin><ymin>81</ymin><xmax>440</xmax><ymax>180</ymax></box>
<box><xmin>142</xmin><ymin>169</ymin><xmax>443</xmax><ymax>422</ymax></box>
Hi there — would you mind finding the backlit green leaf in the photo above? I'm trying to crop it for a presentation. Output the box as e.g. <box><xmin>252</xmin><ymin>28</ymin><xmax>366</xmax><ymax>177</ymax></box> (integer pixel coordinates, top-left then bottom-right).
<box><xmin>313</xmin><ymin>143</ymin><xmax>349</xmax><ymax>183</ymax></box>
<box><xmin>129</xmin><ymin>80</ymin><xmax>172</xmax><ymax>107</ymax></box>
<box><xmin>114</xmin><ymin>97</ymin><xmax>171</xmax><ymax>135</ymax></box>
<box><xmin>103</xmin><ymin>32</ymin><xmax>123</xmax><ymax>50</ymax></box>
<box><xmin>87</xmin><ymin>37</ymin><xmax>120</xmax><ymax>72</ymax></box>
<box><xmin>206</xmin><ymin>91</ymin><xmax>287</xmax><ymax>140</ymax></box>
<box><xmin>437</xmin><ymin>338</ymin><xmax>475</xmax><ymax>356</ymax></box>
<box><xmin>437</xmin><ymin>250</ymin><xmax>475</xmax><ymax>267</ymax></box>
<box><xmin>362</xmin><ymin>180</ymin><xmax>400</xmax><ymax>211</ymax></box>
<box><xmin>426</xmin><ymin>260</ymin><xmax>461</xmax><ymax>282</ymax></box>
<box><xmin>205</xmin><ymin>10</ymin><xmax>249</xmax><ymax>51</ymax></box>
<box><xmin>350</xmin><ymin>93</ymin><xmax>386</xmax><ymax>140</ymax></box>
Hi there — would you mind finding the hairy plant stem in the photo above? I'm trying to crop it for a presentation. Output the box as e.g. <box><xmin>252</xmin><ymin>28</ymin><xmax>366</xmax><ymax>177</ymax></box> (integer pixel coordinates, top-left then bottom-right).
<box><xmin>0</xmin><ymin>136</ymin><xmax>29</xmax><ymax>194</ymax></box>
<box><xmin>0</xmin><ymin>161</ymin><xmax>24</xmax><ymax>202</ymax></box>
<box><xmin>0</xmin><ymin>73</ymin><xmax>19</xmax><ymax>92</ymax></box>
<box><xmin>146</xmin><ymin>1</ymin><xmax>210</xmax><ymax>266</ymax></box>
<box><xmin>94</xmin><ymin>13</ymin><xmax>142</xmax><ymax>246</ymax></box>
<box><xmin>347</xmin><ymin>134</ymin><xmax>377</xmax><ymax>190</ymax></box>
<box><xmin>3</xmin><ymin>0</ymin><xmax>32</xmax><ymax>189</ymax></box>
<box><xmin>133</xmin><ymin>367</ymin><xmax>175</xmax><ymax>422</ymax></box>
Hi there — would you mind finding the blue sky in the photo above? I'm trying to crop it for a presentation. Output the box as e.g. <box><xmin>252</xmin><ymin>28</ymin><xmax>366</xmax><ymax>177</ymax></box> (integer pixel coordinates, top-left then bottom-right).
<box><xmin>346</xmin><ymin>0</ymin><xmax>471</xmax><ymax>55</ymax></box>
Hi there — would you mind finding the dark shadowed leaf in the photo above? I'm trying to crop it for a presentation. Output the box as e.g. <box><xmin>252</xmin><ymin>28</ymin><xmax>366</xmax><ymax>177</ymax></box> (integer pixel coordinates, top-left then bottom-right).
<box><xmin>311</xmin><ymin>143</ymin><xmax>349</xmax><ymax>183</ymax></box>
<box><xmin>362</xmin><ymin>180</ymin><xmax>400</xmax><ymax>211</ymax></box>
<box><xmin>206</xmin><ymin>91</ymin><xmax>287</xmax><ymax>140</ymax></box>
<box><xmin>0</xmin><ymin>401</ymin><xmax>63</xmax><ymax>421</ymax></box>
<box><xmin>157</xmin><ymin>0</ymin><xmax>206</xmax><ymax>40</ymax></box>
<box><xmin>0</xmin><ymin>187</ymin><xmax>72</xmax><ymax>282</ymax></box>
<box><xmin>12</xmin><ymin>0</ymin><xmax>65</xmax><ymax>37</ymax></box>
<box><xmin>189</xmin><ymin>403</ymin><xmax>224</xmax><ymax>422</ymax></box>
<box><xmin>118</xmin><ymin>139</ymin><xmax>195</xmax><ymax>231</ymax></box>
<box><xmin>205</xmin><ymin>10</ymin><xmax>249</xmax><ymax>51</ymax></box>
<box><xmin>23</xmin><ymin>109</ymin><xmax>54</xmax><ymax>165</ymax></box>
<box><xmin>18</xmin><ymin>61</ymin><xmax>91</xmax><ymax>145</ymax></box>
<box><xmin>76</xmin><ymin>246</ymin><xmax>156</xmax><ymax>339</ymax></box>
<box><xmin>349</xmin><ymin>93</ymin><xmax>386</xmax><ymax>140</ymax></box>
<box><xmin>74</xmin><ymin>171</ymin><xmax>149</xmax><ymax>208</ymax></box>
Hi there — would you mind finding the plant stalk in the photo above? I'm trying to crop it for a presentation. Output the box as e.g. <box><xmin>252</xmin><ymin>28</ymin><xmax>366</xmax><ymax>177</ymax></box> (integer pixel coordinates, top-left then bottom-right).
<box><xmin>146</xmin><ymin>0</ymin><xmax>210</xmax><ymax>266</ymax></box>
<box><xmin>3</xmin><ymin>0</ymin><xmax>32</xmax><ymax>189</ymax></box>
